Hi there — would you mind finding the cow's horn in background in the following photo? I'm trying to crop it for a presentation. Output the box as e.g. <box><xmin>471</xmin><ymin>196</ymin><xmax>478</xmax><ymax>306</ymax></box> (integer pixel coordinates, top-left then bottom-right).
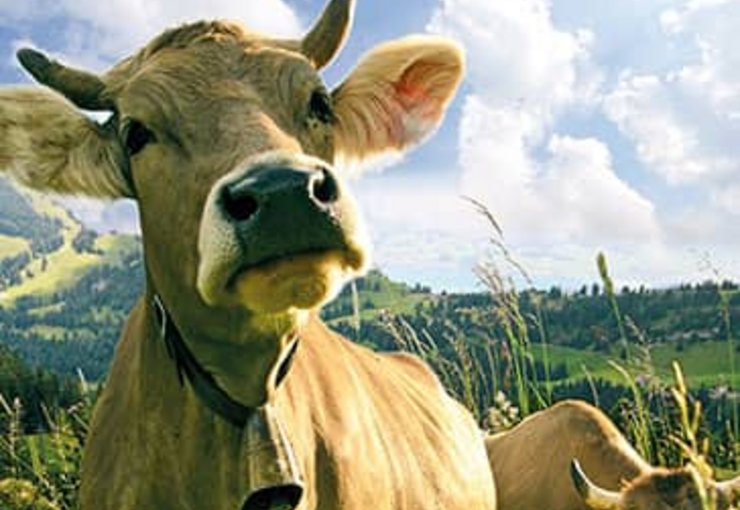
<box><xmin>241</xmin><ymin>404</ymin><xmax>304</xmax><ymax>510</ymax></box>
<box><xmin>570</xmin><ymin>459</ymin><xmax>622</xmax><ymax>510</ymax></box>
<box><xmin>16</xmin><ymin>48</ymin><xmax>113</xmax><ymax>111</ymax></box>
<box><xmin>716</xmin><ymin>475</ymin><xmax>740</xmax><ymax>506</ymax></box>
<box><xmin>301</xmin><ymin>0</ymin><xmax>354</xmax><ymax>69</ymax></box>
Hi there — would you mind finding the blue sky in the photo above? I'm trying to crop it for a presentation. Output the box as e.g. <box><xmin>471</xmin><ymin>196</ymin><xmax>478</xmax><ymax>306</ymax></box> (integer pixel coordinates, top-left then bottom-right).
<box><xmin>1</xmin><ymin>0</ymin><xmax>739</xmax><ymax>291</ymax></box>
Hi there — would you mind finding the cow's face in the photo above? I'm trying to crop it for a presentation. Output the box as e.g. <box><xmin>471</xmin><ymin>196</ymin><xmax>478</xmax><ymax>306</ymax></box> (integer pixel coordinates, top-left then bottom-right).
<box><xmin>0</xmin><ymin>0</ymin><xmax>463</xmax><ymax>404</ymax></box>
<box><xmin>572</xmin><ymin>460</ymin><xmax>740</xmax><ymax>510</ymax></box>
<box><xmin>110</xmin><ymin>25</ymin><xmax>369</xmax><ymax>336</ymax></box>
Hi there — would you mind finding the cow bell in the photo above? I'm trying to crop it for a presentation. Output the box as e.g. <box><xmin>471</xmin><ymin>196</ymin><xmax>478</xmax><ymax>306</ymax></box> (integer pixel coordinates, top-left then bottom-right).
<box><xmin>241</xmin><ymin>404</ymin><xmax>304</xmax><ymax>510</ymax></box>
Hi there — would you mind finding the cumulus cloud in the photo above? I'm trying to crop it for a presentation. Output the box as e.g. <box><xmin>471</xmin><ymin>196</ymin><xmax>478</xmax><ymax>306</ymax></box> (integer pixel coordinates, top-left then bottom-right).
<box><xmin>384</xmin><ymin>0</ymin><xmax>740</xmax><ymax>288</ymax></box>
<box><xmin>457</xmin><ymin>95</ymin><xmax>659</xmax><ymax>244</ymax></box>
<box><xmin>428</xmin><ymin>0</ymin><xmax>599</xmax><ymax>118</ymax></box>
<box><xmin>606</xmin><ymin>0</ymin><xmax>740</xmax><ymax>208</ymax></box>
<box><xmin>428</xmin><ymin>0</ymin><xmax>657</xmax><ymax>245</ymax></box>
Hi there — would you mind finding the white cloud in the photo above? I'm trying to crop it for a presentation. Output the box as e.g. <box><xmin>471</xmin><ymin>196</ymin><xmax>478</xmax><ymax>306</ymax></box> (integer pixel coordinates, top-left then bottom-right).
<box><xmin>377</xmin><ymin>0</ymin><xmax>740</xmax><ymax>289</ymax></box>
<box><xmin>457</xmin><ymin>95</ymin><xmax>659</xmax><ymax>244</ymax></box>
<box><xmin>428</xmin><ymin>0</ymin><xmax>657</xmax><ymax>246</ymax></box>
<box><xmin>354</xmin><ymin>176</ymin><xmax>488</xmax><ymax>282</ymax></box>
<box><xmin>606</xmin><ymin>0</ymin><xmax>740</xmax><ymax>203</ymax></box>
<box><xmin>428</xmin><ymin>0</ymin><xmax>599</xmax><ymax>118</ymax></box>
<box><xmin>344</xmin><ymin>0</ymin><xmax>665</xmax><ymax>289</ymax></box>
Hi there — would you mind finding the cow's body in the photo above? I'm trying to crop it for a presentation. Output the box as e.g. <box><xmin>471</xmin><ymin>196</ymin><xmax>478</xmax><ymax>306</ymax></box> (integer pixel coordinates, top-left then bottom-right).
<box><xmin>486</xmin><ymin>400</ymin><xmax>647</xmax><ymax>510</ymax></box>
<box><xmin>486</xmin><ymin>400</ymin><xmax>739</xmax><ymax>510</ymax></box>
<box><xmin>83</xmin><ymin>301</ymin><xmax>494</xmax><ymax>509</ymax></box>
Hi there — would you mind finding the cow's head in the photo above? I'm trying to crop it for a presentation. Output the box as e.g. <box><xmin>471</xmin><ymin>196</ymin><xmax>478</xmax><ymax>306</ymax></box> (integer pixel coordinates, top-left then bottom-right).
<box><xmin>0</xmin><ymin>0</ymin><xmax>463</xmax><ymax>406</ymax></box>
<box><xmin>572</xmin><ymin>459</ymin><xmax>740</xmax><ymax>510</ymax></box>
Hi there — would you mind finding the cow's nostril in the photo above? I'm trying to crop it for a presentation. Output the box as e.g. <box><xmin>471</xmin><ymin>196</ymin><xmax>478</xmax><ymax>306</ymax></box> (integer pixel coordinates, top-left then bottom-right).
<box><xmin>222</xmin><ymin>186</ymin><xmax>259</xmax><ymax>222</ymax></box>
<box><xmin>311</xmin><ymin>168</ymin><xmax>339</xmax><ymax>205</ymax></box>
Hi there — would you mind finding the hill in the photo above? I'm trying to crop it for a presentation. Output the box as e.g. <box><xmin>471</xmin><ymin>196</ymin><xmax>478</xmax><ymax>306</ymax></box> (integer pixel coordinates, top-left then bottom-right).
<box><xmin>0</xmin><ymin>178</ymin><xmax>138</xmax><ymax>303</ymax></box>
<box><xmin>330</xmin><ymin>280</ymin><xmax>739</xmax><ymax>387</ymax></box>
<box><xmin>0</xmin><ymin>178</ymin><xmax>142</xmax><ymax>379</ymax></box>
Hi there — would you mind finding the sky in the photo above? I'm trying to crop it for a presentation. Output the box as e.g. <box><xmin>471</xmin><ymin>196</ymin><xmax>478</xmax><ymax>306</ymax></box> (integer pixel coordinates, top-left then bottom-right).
<box><xmin>0</xmin><ymin>0</ymin><xmax>739</xmax><ymax>291</ymax></box>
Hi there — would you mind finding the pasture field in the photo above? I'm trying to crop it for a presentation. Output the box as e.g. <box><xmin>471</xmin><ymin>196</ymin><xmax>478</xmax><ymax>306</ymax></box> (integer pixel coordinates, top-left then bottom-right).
<box><xmin>531</xmin><ymin>341</ymin><xmax>740</xmax><ymax>387</ymax></box>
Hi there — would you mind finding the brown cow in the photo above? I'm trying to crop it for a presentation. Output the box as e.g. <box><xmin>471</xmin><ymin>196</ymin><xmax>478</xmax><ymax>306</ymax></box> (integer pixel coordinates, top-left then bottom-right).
<box><xmin>485</xmin><ymin>399</ymin><xmax>740</xmax><ymax>510</ymax></box>
<box><xmin>0</xmin><ymin>1</ymin><xmax>497</xmax><ymax>509</ymax></box>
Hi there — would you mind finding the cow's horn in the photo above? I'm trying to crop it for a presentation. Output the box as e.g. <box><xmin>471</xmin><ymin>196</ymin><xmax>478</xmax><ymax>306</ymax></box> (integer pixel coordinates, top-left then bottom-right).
<box><xmin>716</xmin><ymin>475</ymin><xmax>740</xmax><ymax>504</ymax></box>
<box><xmin>16</xmin><ymin>48</ymin><xmax>113</xmax><ymax>111</ymax></box>
<box><xmin>301</xmin><ymin>0</ymin><xmax>354</xmax><ymax>69</ymax></box>
<box><xmin>571</xmin><ymin>459</ymin><xmax>623</xmax><ymax>510</ymax></box>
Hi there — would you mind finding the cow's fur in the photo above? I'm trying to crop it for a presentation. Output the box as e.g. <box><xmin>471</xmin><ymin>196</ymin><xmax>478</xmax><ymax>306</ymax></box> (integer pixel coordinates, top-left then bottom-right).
<box><xmin>486</xmin><ymin>400</ymin><xmax>739</xmax><ymax>510</ymax></box>
<box><xmin>0</xmin><ymin>1</ymin><xmax>497</xmax><ymax>509</ymax></box>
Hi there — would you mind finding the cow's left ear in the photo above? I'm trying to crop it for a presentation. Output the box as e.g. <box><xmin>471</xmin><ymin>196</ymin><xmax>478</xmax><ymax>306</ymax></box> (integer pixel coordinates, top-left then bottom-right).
<box><xmin>331</xmin><ymin>35</ymin><xmax>464</xmax><ymax>165</ymax></box>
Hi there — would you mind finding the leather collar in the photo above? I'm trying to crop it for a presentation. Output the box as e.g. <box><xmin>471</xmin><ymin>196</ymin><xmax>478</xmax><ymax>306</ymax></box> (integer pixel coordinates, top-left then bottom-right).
<box><xmin>151</xmin><ymin>294</ymin><xmax>254</xmax><ymax>428</ymax></box>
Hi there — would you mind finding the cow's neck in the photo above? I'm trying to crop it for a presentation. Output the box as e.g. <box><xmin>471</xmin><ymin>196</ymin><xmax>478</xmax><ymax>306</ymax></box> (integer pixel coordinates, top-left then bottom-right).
<box><xmin>142</xmin><ymin>285</ymin><xmax>301</xmax><ymax>419</ymax></box>
<box><xmin>129</xmin><ymin>291</ymin><xmax>306</xmax><ymax>509</ymax></box>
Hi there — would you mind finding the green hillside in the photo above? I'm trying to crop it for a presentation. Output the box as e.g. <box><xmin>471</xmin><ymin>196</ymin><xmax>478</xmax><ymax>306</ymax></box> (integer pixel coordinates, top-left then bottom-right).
<box><xmin>322</xmin><ymin>269</ymin><xmax>433</xmax><ymax>322</ymax></box>
<box><xmin>0</xmin><ymin>179</ymin><xmax>139</xmax><ymax>304</ymax></box>
<box><xmin>0</xmin><ymin>178</ymin><xmax>142</xmax><ymax>379</ymax></box>
<box><xmin>531</xmin><ymin>342</ymin><xmax>740</xmax><ymax>387</ymax></box>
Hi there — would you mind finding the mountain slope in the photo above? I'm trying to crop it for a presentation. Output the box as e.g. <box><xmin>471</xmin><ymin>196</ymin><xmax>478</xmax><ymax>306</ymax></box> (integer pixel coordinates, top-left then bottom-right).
<box><xmin>0</xmin><ymin>178</ymin><xmax>143</xmax><ymax>378</ymax></box>
<box><xmin>0</xmin><ymin>178</ymin><xmax>138</xmax><ymax>303</ymax></box>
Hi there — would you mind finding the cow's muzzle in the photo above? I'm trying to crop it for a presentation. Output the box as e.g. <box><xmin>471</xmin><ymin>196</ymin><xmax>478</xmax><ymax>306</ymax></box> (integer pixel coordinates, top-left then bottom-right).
<box><xmin>242</xmin><ymin>404</ymin><xmax>303</xmax><ymax>510</ymax></box>
<box><xmin>197</xmin><ymin>153</ymin><xmax>369</xmax><ymax>308</ymax></box>
<box><xmin>220</xmin><ymin>164</ymin><xmax>348</xmax><ymax>271</ymax></box>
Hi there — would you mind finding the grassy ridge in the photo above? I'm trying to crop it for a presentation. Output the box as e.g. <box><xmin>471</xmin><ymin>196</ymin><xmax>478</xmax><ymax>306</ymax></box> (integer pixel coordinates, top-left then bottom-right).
<box><xmin>0</xmin><ymin>180</ymin><xmax>138</xmax><ymax>305</ymax></box>
<box><xmin>0</xmin><ymin>236</ymin><xmax>29</xmax><ymax>259</ymax></box>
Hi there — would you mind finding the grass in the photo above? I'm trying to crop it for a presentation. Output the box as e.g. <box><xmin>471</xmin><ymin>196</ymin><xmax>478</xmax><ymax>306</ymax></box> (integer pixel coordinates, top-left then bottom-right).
<box><xmin>0</xmin><ymin>393</ymin><xmax>89</xmax><ymax>510</ymax></box>
<box><xmin>529</xmin><ymin>341</ymin><xmax>740</xmax><ymax>387</ymax></box>
<box><xmin>326</xmin><ymin>273</ymin><xmax>433</xmax><ymax>323</ymax></box>
<box><xmin>0</xmin><ymin>184</ymin><xmax>139</xmax><ymax>305</ymax></box>
<box><xmin>27</xmin><ymin>304</ymin><xmax>65</xmax><ymax>318</ymax></box>
<box><xmin>24</xmin><ymin>326</ymin><xmax>71</xmax><ymax>342</ymax></box>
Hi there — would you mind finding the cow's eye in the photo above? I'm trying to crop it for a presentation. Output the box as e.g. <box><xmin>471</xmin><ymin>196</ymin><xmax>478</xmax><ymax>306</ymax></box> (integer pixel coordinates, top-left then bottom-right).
<box><xmin>122</xmin><ymin>120</ymin><xmax>156</xmax><ymax>156</ymax></box>
<box><xmin>308</xmin><ymin>90</ymin><xmax>334</xmax><ymax>124</ymax></box>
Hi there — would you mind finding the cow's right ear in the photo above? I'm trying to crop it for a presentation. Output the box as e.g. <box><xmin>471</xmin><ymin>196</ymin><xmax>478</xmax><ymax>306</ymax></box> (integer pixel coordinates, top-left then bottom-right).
<box><xmin>0</xmin><ymin>87</ymin><xmax>132</xmax><ymax>198</ymax></box>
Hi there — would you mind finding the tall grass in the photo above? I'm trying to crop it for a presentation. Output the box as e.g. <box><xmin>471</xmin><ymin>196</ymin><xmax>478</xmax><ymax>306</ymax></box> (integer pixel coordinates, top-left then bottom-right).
<box><xmin>718</xmin><ymin>285</ymin><xmax>738</xmax><ymax>450</ymax></box>
<box><xmin>381</xmin><ymin>199</ymin><xmax>553</xmax><ymax>425</ymax></box>
<box><xmin>596</xmin><ymin>251</ymin><xmax>739</xmax><ymax>479</ymax></box>
<box><xmin>671</xmin><ymin>361</ymin><xmax>718</xmax><ymax>510</ymax></box>
<box><xmin>0</xmin><ymin>392</ymin><xmax>89</xmax><ymax>510</ymax></box>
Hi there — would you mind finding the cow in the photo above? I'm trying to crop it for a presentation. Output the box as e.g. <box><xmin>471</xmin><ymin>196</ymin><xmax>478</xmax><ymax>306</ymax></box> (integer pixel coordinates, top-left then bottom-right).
<box><xmin>485</xmin><ymin>399</ymin><xmax>740</xmax><ymax>510</ymax></box>
<box><xmin>0</xmin><ymin>1</ymin><xmax>498</xmax><ymax>509</ymax></box>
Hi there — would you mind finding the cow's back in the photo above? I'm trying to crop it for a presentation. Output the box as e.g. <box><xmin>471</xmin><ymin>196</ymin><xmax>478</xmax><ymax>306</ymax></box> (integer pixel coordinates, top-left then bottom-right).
<box><xmin>485</xmin><ymin>400</ymin><xmax>649</xmax><ymax>510</ymax></box>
